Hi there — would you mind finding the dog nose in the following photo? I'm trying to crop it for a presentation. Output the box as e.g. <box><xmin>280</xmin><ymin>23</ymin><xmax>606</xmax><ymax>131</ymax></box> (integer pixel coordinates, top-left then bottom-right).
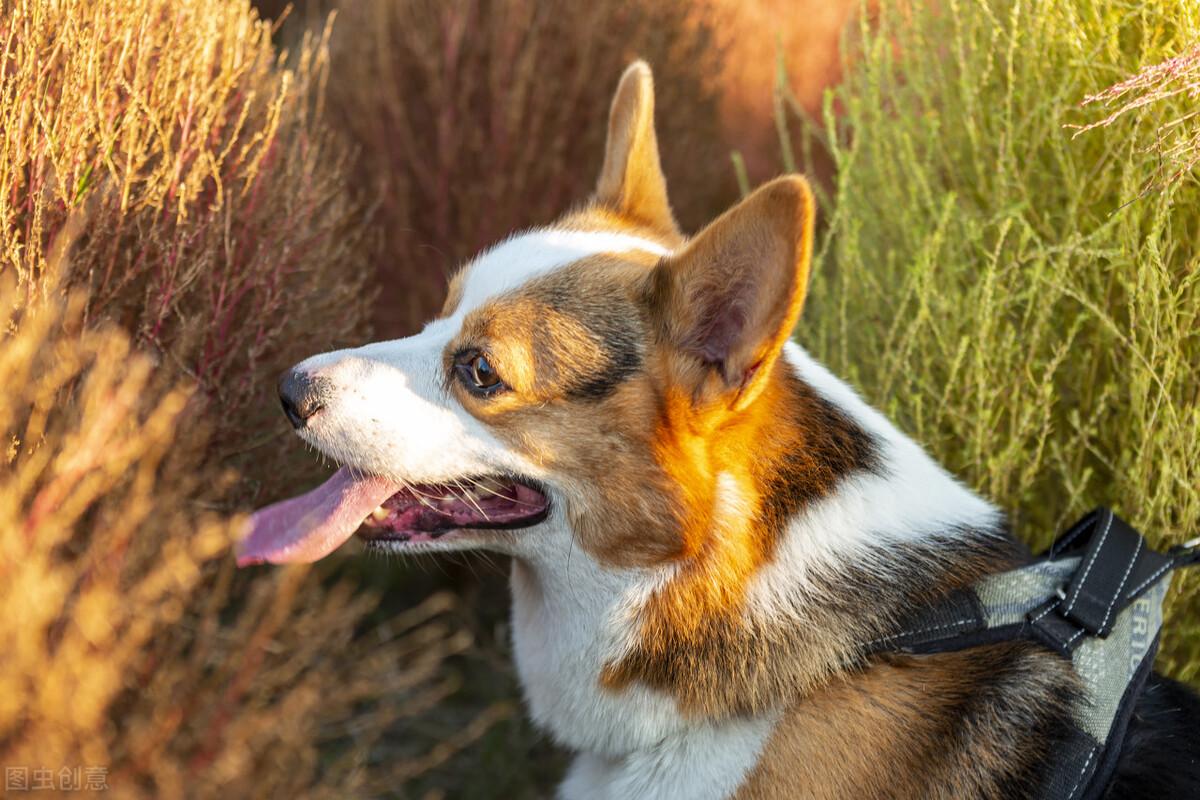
<box><xmin>278</xmin><ymin>368</ymin><xmax>325</xmax><ymax>429</ymax></box>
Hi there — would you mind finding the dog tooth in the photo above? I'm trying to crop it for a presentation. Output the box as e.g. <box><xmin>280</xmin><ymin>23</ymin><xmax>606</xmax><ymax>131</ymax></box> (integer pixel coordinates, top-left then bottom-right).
<box><xmin>370</xmin><ymin>506</ymin><xmax>390</xmax><ymax>521</ymax></box>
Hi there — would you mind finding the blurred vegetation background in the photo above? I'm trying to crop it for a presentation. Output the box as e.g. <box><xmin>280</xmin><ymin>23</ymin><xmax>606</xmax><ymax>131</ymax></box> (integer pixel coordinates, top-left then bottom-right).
<box><xmin>795</xmin><ymin>0</ymin><xmax>1200</xmax><ymax>684</ymax></box>
<box><xmin>1</xmin><ymin>0</ymin><xmax>1198</xmax><ymax>797</ymax></box>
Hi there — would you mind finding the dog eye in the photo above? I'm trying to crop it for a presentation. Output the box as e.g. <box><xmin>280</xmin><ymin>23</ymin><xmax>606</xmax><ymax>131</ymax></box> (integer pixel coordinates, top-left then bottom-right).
<box><xmin>454</xmin><ymin>351</ymin><xmax>506</xmax><ymax>396</ymax></box>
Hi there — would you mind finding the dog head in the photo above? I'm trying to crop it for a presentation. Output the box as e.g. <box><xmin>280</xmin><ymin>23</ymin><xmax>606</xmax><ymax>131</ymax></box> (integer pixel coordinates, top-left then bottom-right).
<box><xmin>237</xmin><ymin>61</ymin><xmax>815</xmax><ymax>570</ymax></box>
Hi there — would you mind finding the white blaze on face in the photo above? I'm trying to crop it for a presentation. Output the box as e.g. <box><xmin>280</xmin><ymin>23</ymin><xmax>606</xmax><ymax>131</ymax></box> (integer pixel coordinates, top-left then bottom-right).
<box><xmin>452</xmin><ymin>229</ymin><xmax>669</xmax><ymax>315</ymax></box>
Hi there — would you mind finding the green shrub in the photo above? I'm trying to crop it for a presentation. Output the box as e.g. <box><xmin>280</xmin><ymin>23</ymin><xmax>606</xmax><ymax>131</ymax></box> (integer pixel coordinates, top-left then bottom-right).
<box><xmin>793</xmin><ymin>0</ymin><xmax>1200</xmax><ymax>681</ymax></box>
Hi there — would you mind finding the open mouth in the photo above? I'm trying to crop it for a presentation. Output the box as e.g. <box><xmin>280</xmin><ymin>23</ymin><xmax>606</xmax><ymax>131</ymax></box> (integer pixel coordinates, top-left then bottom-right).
<box><xmin>235</xmin><ymin>466</ymin><xmax>549</xmax><ymax>566</ymax></box>
<box><xmin>358</xmin><ymin>478</ymin><xmax>550</xmax><ymax>545</ymax></box>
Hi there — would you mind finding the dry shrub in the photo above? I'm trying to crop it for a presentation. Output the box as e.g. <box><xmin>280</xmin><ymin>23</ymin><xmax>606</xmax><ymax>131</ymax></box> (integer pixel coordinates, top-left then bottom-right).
<box><xmin>0</xmin><ymin>0</ymin><xmax>372</xmax><ymax>503</ymax></box>
<box><xmin>324</xmin><ymin>0</ymin><xmax>735</xmax><ymax>338</ymax></box>
<box><xmin>0</xmin><ymin>283</ymin><xmax>489</xmax><ymax>797</ymax></box>
<box><xmin>0</xmin><ymin>1</ymin><xmax>497</xmax><ymax>795</ymax></box>
<box><xmin>805</xmin><ymin>0</ymin><xmax>1200</xmax><ymax>683</ymax></box>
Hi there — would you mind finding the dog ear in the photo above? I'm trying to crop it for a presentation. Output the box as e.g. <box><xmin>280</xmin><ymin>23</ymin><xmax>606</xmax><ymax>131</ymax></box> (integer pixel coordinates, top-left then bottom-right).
<box><xmin>647</xmin><ymin>176</ymin><xmax>815</xmax><ymax>412</ymax></box>
<box><xmin>595</xmin><ymin>61</ymin><xmax>678</xmax><ymax>235</ymax></box>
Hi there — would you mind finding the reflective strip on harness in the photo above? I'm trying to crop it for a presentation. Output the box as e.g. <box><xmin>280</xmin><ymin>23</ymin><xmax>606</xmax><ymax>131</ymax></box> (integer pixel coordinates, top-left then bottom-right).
<box><xmin>867</xmin><ymin>508</ymin><xmax>1197</xmax><ymax>800</ymax></box>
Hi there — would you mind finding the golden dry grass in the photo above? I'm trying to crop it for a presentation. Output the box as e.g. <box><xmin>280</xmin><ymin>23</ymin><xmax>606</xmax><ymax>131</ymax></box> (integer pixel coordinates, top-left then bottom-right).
<box><xmin>0</xmin><ymin>1</ymin><xmax>498</xmax><ymax>796</ymax></box>
<box><xmin>0</xmin><ymin>280</ymin><xmax>495</xmax><ymax>797</ymax></box>
<box><xmin>0</xmin><ymin>0</ymin><xmax>375</xmax><ymax>503</ymax></box>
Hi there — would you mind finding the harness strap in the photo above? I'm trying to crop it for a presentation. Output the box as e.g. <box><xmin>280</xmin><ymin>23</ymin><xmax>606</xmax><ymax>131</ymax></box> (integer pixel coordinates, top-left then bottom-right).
<box><xmin>1172</xmin><ymin>536</ymin><xmax>1200</xmax><ymax>567</ymax></box>
<box><xmin>1031</xmin><ymin>509</ymin><xmax>1176</xmax><ymax>655</ymax></box>
<box><xmin>868</xmin><ymin>510</ymin><xmax>1196</xmax><ymax>659</ymax></box>
<box><xmin>866</xmin><ymin>509</ymin><xmax>1200</xmax><ymax>800</ymax></box>
<box><xmin>1059</xmin><ymin>509</ymin><xmax>1174</xmax><ymax>633</ymax></box>
<box><xmin>1043</xmin><ymin>639</ymin><xmax>1160</xmax><ymax>800</ymax></box>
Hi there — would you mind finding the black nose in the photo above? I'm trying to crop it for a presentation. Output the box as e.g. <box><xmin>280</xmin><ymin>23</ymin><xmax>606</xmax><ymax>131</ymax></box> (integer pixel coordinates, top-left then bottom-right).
<box><xmin>278</xmin><ymin>368</ymin><xmax>326</xmax><ymax>429</ymax></box>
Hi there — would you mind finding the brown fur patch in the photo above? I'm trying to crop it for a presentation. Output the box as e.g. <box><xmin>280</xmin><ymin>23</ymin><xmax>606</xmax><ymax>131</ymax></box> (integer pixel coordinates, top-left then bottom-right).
<box><xmin>595</xmin><ymin>356</ymin><xmax>885</xmax><ymax>712</ymax></box>
<box><xmin>736</xmin><ymin>644</ymin><xmax>1079</xmax><ymax>800</ymax></box>
<box><xmin>450</xmin><ymin>254</ymin><xmax>656</xmax><ymax>403</ymax></box>
<box><xmin>599</xmin><ymin>519</ymin><xmax>1025</xmax><ymax>718</ymax></box>
<box><xmin>558</xmin><ymin>205</ymin><xmax>685</xmax><ymax>247</ymax></box>
<box><xmin>587</xmin><ymin>176</ymin><xmax>875</xmax><ymax>714</ymax></box>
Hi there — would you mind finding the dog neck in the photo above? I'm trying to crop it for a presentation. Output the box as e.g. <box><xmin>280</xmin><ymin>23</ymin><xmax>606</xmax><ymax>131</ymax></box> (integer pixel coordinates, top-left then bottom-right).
<box><xmin>508</xmin><ymin>342</ymin><xmax>1023</xmax><ymax>776</ymax></box>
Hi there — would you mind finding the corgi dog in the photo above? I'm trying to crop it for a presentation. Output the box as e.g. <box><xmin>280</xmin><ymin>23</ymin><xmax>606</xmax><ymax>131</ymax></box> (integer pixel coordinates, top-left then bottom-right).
<box><xmin>238</xmin><ymin>62</ymin><xmax>1200</xmax><ymax>799</ymax></box>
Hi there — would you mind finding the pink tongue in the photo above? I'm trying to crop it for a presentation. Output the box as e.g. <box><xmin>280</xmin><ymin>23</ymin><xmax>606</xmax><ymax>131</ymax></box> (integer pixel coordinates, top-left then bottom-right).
<box><xmin>236</xmin><ymin>467</ymin><xmax>400</xmax><ymax>567</ymax></box>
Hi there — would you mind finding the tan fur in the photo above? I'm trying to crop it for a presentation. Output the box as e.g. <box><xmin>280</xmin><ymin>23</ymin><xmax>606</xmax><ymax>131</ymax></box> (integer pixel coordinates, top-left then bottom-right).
<box><xmin>448</xmin><ymin>254</ymin><xmax>690</xmax><ymax>564</ymax></box>
<box><xmin>451</xmin><ymin>257</ymin><xmax>648</xmax><ymax>396</ymax></box>
<box><xmin>647</xmin><ymin>176</ymin><xmax>815</xmax><ymax>412</ymax></box>
<box><xmin>595</xmin><ymin>61</ymin><xmax>679</xmax><ymax>236</ymax></box>
<box><xmin>737</xmin><ymin>645</ymin><xmax>1077</xmax><ymax>800</ymax></box>
<box><xmin>558</xmin><ymin>205</ymin><xmax>685</xmax><ymax>248</ymax></box>
<box><xmin>598</xmin><ymin>363</ymin><xmax>882</xmax><ymax>716</ymax></box>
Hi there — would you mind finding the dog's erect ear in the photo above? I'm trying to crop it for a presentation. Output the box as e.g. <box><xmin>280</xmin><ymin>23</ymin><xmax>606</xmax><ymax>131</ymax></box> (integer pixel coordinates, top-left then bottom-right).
<box><xmin>595</xmin><ymin>61</ymin><xmax>678</xmax><ymax>235</ymax></box>
<box><xmin>648</xmin><ymin>176</ymin><xmax>815</xmax><ymax>412</ymax></box>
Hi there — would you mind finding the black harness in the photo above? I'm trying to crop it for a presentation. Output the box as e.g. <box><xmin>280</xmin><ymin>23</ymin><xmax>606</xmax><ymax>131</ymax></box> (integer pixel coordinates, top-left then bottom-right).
<box><xmin>870</xmin><ymin>509</ymin><xmax>1200</xmax><ymax>800</ymax></box>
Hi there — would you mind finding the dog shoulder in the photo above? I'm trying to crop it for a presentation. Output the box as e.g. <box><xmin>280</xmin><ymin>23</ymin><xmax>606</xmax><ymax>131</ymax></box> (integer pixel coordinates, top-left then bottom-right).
<box><xmin>736</xmin><ymin>641</ymin><xmax>1080</xmax><ymax>800</ymax></box>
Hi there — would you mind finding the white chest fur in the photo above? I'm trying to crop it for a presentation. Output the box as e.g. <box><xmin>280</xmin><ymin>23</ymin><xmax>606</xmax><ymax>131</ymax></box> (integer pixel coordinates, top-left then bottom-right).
<box><xmin>555</xmin><ymin>716</ymin><xmax>776</xmax><ymax>800</ymax></box>
<box><xmin>509</xmin><ymin>546</ymin><xmax>686</xmax><ymax>756</ymax></box>
<box><xmin>508</xmin><ymin>541</ymin><xmax>774</xmax><ymax>799</ymax></box>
